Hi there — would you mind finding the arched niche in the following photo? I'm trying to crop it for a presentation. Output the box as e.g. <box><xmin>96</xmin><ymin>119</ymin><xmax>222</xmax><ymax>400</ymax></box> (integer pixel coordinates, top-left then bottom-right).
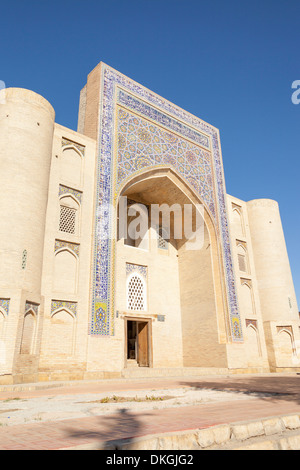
<box><xmin>0</xmin><ymin>310</ymin><xmax>5</xmax><ymax>340</ymax></box>
<box><xmin>60</xmin><ymin>146</ymin><xmax>83</xmax><ymax>186</ymax></box>
<box><xmin>53</xmin><ymin>248</ymin><xmax>78</xmax><ymax>294</ymax></box>
<box><xmin>237</xmin><ymin>243</ymin><xmax>249</xmax><ymax>274</ymax></box>
<box><xmin>276</xmin><ymin>328</ymin><xmax>295</xmax><ymax>367</ymax></box>
<box><xmin>240</xmin><ymin>281</ymin><xmax>254</xmax><ymax>317</ymax></box>
<box><xmin>245</xmin><ymin>323</ymin><xmax>261</xmax><ymax>365</ymax></box>
<box><xmin>232</xmin><ymin>206</ymin><xmax>245</xmax><ymax>237</ymax></box>
<box><xmin>48</xmin><ymin>308</ymin><xmax>75</xmax><ymax>356</ymax></box>
<box><xmin>20</xmin><ymin>309</ymin><xmax>36</xmax><ymax>355</ymax></box>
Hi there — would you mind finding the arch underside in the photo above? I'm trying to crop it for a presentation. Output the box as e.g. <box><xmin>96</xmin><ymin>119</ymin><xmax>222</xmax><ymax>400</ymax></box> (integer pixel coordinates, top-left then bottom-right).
<box><xmin>116</xmin><ymin>169</ymin><xmax>232</xmax><ymax>364</ymax></box>
<box><xmin>91</xmin><ymin>165</ymin><xmax>240</xmax><ymax>345</ymax></box>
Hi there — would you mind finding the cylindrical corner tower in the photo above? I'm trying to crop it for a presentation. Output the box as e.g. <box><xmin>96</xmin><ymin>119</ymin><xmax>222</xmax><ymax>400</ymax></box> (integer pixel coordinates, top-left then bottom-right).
<box><xmin>0</xmin><ymin>88</ymin><xmax>55</xmax><ymax>294</ymax></box>
<box><xmin>0</xmin><ymin>88</ymin><xmax>55</xmax><ymax>383</ymax></box>
<box><xmin>247</xmin><ymin>198</ymin><xmax>298</xmax><ymax>323</ymax></box>
<box><xmin>247</xmin><ymin>198</ymin><xmax>299</xmax><ymax>371</ymax></box>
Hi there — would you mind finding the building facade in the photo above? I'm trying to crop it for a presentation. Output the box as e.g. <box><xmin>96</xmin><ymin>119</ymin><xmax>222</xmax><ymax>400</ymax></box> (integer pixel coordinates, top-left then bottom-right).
<box><xmin>0</xmin><ymin>62</ymin><xmax>299</xmax><ymax>384</ymax></box>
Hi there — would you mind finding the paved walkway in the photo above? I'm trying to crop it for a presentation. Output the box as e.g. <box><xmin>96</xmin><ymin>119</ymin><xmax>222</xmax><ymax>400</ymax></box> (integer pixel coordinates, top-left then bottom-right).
<box><xmin>1</xmin><ymin>374</ymin><xmax>300</xmax><ymax>450</ymax></box>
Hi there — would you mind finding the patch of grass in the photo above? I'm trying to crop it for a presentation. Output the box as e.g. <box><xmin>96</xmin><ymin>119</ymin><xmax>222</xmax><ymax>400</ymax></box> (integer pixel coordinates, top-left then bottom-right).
<box><xmin>145</xmin><ymin>395</ymin><xmax>168</xmax><ymax>401</ymax></box>
<box><xmin>3</xmin><ymin>398</ymin><xmax>22</xmax><ymax>402</ymax></box>
<box><xmin>82</xmin><ymin>395</ymin><xmax>175</xmax><ymax>404</ymax></box>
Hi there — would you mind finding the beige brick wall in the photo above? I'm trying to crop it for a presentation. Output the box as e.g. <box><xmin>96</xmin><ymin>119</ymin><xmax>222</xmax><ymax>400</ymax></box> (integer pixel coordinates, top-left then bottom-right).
<box><xmin>247</xmin><ymin>198</ymin><xmax>300</xmax><ymax>370</ymax></box>
<box><xmin>38</xmin><ymin>124</ymin><xmax>96</xmax><ymax>378</ymax></box>
<box><xmin>178</xmin><ymin>220</ymin><xmax>228</xmax><ymax>367</ymax></box>
<box><xmin>226</xmin><ymin>194</ymin><xmax>270</xmax><ymax>371</ymax></box>
<box><xmin>0</xmin><ymin>88</ymin><xmax>55</xmax><ymax>382</ymax></box>
<box><xmin>114</xmin><ymin>227</ymin><xmax>183</xmax><ymax>369</ymax></box>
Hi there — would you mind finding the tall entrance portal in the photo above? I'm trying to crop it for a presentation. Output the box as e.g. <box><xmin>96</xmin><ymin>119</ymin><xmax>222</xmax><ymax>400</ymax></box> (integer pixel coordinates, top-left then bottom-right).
<box><xmin>86</xmin><ymin>63</ymin><xmax>243</xmax><ymax>344</ymax></box>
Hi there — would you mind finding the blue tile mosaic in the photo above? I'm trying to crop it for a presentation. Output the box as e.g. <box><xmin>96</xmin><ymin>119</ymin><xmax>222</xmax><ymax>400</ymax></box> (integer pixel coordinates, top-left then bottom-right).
<box><xmin>90</xmin><ymin>64</ymin><xmax>243</xmax><ymax>341</ymax></box>
<box><xmin>0</xmin><ymin>299</ymin><xmax>10</xmax><ymax>315</ymax></box>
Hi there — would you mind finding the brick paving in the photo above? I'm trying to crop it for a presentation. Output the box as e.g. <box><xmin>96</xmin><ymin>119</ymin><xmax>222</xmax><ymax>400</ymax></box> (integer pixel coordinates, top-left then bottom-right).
<box><xmin>1</xmin><ymin>374</ymin><xmax>300</xmax><ymax>450</ymax></box>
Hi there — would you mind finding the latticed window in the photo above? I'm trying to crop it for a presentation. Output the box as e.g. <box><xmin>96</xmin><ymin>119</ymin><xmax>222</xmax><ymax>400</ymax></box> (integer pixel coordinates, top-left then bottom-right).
<box><xmin>127</xmin><ymin>274</ymin><xmax>146</xmax><ymax>311</ymax></box>
<box><xmin>59</xmin><ymin>205</ymin><xmax>76</xmax><ymax>234</ymax></box>
<box><xmin>21</xmin><ymin>250</ymin><xmax>27</xmax><ymax>270</ymax></box>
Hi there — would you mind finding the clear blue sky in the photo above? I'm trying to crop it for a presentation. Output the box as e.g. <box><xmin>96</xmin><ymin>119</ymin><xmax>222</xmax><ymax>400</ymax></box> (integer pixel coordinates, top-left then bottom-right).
<box><xmin>1</xmin><ymin>0</ymin><xmax>299</xmax><ymax>305</ymax></box>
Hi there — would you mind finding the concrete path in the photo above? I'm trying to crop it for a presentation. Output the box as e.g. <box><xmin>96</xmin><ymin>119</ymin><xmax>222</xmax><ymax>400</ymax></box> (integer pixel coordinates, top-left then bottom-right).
<box><xmin>0</xmin><ymin>373</ymin><xmax>300</xmax><ymax>450</ymax></box>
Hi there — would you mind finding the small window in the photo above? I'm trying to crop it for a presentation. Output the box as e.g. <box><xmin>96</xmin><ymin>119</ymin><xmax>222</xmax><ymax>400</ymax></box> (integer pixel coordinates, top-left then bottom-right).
<box><xmin>21</xmin><ymin>249</ymin><xmax>27</xmax><ymax>270</ymax></box>
<box><xmin>59</xmin><ymin>206</ymin><xmax>76</xmax><ymax>234</ymax></box>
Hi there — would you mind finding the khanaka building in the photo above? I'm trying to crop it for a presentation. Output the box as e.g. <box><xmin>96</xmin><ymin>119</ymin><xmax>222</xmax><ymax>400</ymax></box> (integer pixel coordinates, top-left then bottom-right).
<box><xmin>0</xmin><ymin>62</ymin><xmax>299</xmax><ymax>384</ymax></box>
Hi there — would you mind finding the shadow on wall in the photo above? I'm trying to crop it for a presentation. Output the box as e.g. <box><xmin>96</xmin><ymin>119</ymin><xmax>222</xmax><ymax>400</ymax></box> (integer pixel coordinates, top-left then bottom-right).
<box><xmin>66</xmin><ymin>408</ymin><xmax>147</xmax><ymax>449</ymax></box>
<box><xmin>180</xmin><ymin>375</ymin><xmax>300</xmax><ymax>405</ymax></box>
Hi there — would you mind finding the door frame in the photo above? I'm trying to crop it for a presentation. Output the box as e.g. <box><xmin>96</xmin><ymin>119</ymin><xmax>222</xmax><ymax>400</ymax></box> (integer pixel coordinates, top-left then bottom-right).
<box><xmin>124</xmin><ymin>316</ymin><xmax>153</xmax><ymax>368</ymax></box>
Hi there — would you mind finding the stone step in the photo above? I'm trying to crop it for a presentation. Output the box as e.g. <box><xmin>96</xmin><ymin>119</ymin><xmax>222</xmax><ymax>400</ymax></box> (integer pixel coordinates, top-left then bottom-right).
<box><xmin>126</xmin><ymin>360</ymin><xmax>139</xmax><ymax>368</ymax></box>
<box><xmin>121</xmin><ymin>366</ymin><xmax>229</xmax><ymax>378</ymax></box>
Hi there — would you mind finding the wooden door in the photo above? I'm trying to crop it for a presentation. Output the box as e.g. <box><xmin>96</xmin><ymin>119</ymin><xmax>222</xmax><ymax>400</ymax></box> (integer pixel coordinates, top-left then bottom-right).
<box><xmin>137</xmin><ymin>321</ymin><xmax>149</xmax><ymax>367</ymax></box>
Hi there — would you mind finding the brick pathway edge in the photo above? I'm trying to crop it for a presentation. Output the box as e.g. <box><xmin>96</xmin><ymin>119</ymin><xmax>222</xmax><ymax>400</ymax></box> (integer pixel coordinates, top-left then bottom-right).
<box><xmin>60</xmin><ymin>413</ymin><xmax>300</xmax><ymax>451</ymax></box>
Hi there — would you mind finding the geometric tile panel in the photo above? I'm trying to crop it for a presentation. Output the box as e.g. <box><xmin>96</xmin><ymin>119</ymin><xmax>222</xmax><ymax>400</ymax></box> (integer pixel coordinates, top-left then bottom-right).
<box><xmin>119</xmin><ymin>90</ymin><xmax>211</xmax><ymax>150</ymax></box>
<box><xmin>59</xmin><ymin>184</ymin><xmax>82</xmax><ymax>204</ymax></box>
<box><xmin>54</xmin><ymin>240</ymin><xmax>80</xmax><ymax>257</ymax></box>
<box><xmin>246</xmin><ymin>319</ymin><xmax>258</xmax><ymax>329</ymax></box>
<box><xmin>62</xmin><ymin>137</ymin><xmax>85</xmax><ymax>156</ymax></box>
<box><xmin>51</xmin><ymin>300</ymin><xmax>77</xmax><ymax>317</ymax></box>
<box><xmin>126</xmin><ymin>263</ymin><xmax>147</xmax><ymax>281</ymax></box>
<box><xmin>0</xmin><ymin>299</ymin><xmax>10</xmax><ymax>315</ymax></box>
<box><xmin>25</xmin><ymin>301</ymin><xmax>39</xmax><ymax>315</ymax></box>
<box><xmin>117</xmin><ymin>106</ymin><xmax>215</xmax><ymax>219</ymax></box>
